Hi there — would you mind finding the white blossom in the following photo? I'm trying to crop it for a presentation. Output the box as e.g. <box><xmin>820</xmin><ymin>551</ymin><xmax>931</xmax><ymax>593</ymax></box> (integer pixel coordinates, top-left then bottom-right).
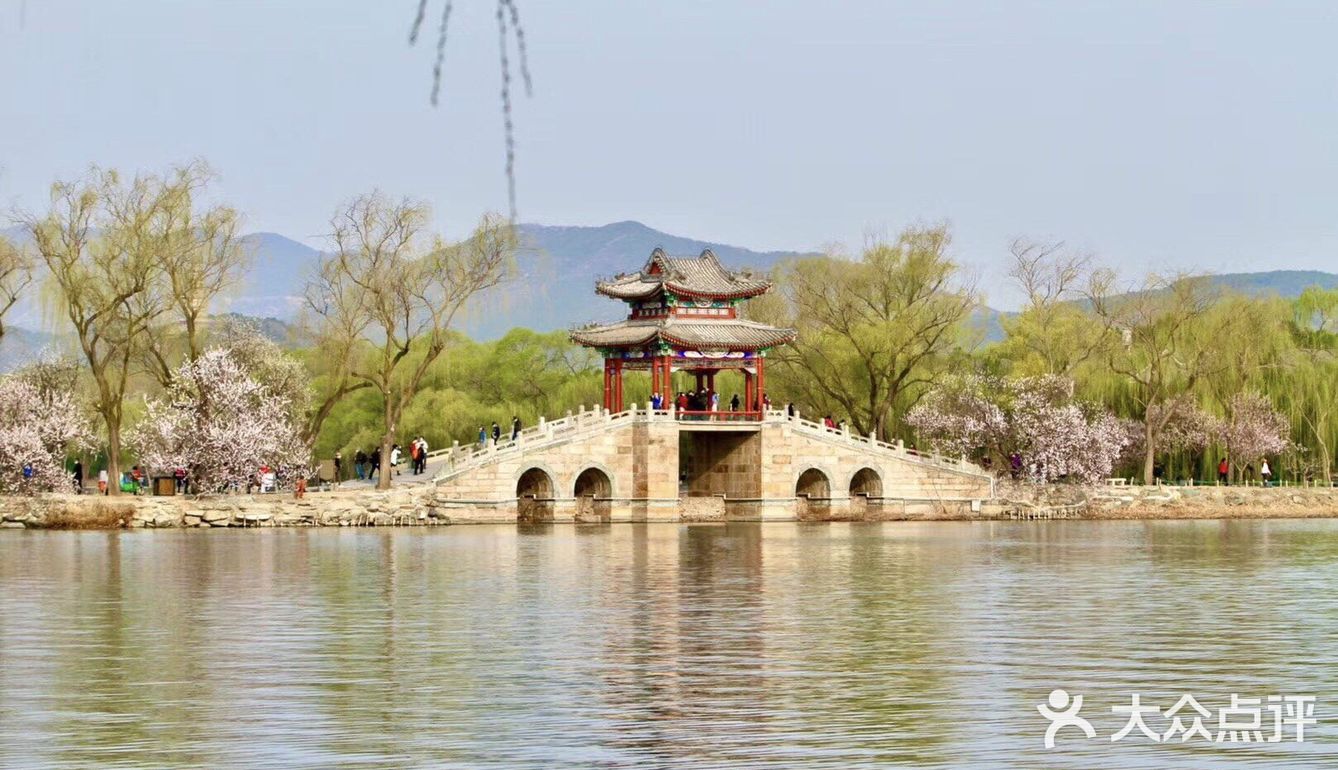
<box><xmin>0</xmin><ymin>372</ymin><xmax>92</xmax><ymax>494</ymax></box>
<box><xmin>130</xmin><ymin>348</ymin><xmax>310</xmax><ymax>492</ymax></box>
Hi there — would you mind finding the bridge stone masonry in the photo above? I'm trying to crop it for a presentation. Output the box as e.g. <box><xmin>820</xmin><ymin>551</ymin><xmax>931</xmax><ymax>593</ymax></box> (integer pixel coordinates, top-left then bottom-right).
<box><xmin>429</xmin><ymin>405</ymin><xmax>995</xmax><ymax>523</ymax></box>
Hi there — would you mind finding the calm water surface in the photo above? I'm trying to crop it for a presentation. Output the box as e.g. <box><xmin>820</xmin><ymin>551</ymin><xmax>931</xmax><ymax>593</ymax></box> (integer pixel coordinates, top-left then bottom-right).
<box><xmin>1</xmin><ymin>520</ymin><xmax>1336</xmax><ymax>769</ymax></box>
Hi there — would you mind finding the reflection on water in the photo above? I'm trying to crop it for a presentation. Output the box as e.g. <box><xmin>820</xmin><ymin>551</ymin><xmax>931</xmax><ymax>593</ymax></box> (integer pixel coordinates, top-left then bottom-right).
<box><xmin>1</xmin><ymin>521</ymin><xmax>1335</xmax><ymax>768</ymax></box>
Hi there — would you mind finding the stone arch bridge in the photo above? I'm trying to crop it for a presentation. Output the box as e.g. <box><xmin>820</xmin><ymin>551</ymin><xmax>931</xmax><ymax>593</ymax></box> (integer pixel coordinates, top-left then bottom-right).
<box><xmin>429</xmin><ymin>406</ymin><xmax>994</xmax><ymax>523</ymax></box>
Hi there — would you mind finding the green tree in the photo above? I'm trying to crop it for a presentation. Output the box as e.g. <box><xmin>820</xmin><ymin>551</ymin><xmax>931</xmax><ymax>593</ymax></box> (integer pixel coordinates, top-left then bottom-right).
<box><xmin>997</xmin><ymin>238</ymin><xmax>1105</xmax><ymax>377</ymax></box>
<box><xmin>1089</xmin><ymin>272</ymin><xmax>1245</xmax><ymax>483</ymax></box>
<box><xmin>306</xmin><ymin>193</ymin><xmax>515</xmax><ymax>489</ymax></box>
<box><xmin>757</xmin><ymin>225</ymin><xmax>977</xmax><ymax>439</ymax></box>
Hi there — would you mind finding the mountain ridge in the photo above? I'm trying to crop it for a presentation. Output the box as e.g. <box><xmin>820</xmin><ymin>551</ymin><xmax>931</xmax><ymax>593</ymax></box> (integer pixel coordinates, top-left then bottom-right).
<box><xmin>3</xmin><ymin>221</ymin><xmax>1337</xmax><ymax>349</ymax></box>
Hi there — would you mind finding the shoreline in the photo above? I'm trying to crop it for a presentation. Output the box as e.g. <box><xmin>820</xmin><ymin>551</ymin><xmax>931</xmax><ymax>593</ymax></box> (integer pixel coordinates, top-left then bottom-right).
<box><xmin>2</xmin><ymin>483</ymin><xmax>1337</xmax><ymax>529</ymax></box>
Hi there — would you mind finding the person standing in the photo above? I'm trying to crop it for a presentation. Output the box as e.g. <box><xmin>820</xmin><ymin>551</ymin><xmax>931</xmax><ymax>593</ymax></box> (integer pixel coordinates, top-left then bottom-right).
<box><xmin>333</xmin><ymin>451</ymin><xmax>343</xmax><ymax>487</ymax></box>
<box><xmin>1261</xmin><ymin>459</ymin><xmax>1273</xmax><ymax>486</ymax></box>
<box><xmin>72</xmin><ymin>460</ymin><xmax>84</xmax><ymax>494</ymax></box>
<box><xmin>390</xmin><ymin>444</ymin><xmax>402</xmax><ymax>476</ymax></box>
<box><xmin>478</xmin><ymin>426</ymin><xmax>487</xmax><ymax>449</ymax></box>
<box><xmin>97</xmin><ymin>468</ymin><xmax>109</xmax><ymax>496</ymax></box>
<box><xmin>1217</xmin><ymin>458</ymin><xmax>1230</xmax><ymax>484</ymax></box>
<box><xmin>491</xmin><ymin>422</ymin><xmax>501</xmax><ymax>445</ymax></box>
<box><xmin>354</xmin><ymin>449</ymin><xmax>367</xmax><ymax>480</ymax></box>
<box><xmin>369</xmin><ymin>449</ymin><xmax>381</xmax><ymax>482</ymax></box>
<box><xmin>730</xmin><ymin>393</ymin><xmax>740</xmax><ymax>412</ymax></box>
<box><xmin>511</xmin><ymin>416</ymin><xmax>522</xmax><ymax>442</ymax></box>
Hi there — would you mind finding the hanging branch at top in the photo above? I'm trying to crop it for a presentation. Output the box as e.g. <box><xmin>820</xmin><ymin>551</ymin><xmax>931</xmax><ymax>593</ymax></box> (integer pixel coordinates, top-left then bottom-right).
<box><xmin>408</xmin><ymin>1</ymin><xmax>532</xmax><ymax>220</ymax></box>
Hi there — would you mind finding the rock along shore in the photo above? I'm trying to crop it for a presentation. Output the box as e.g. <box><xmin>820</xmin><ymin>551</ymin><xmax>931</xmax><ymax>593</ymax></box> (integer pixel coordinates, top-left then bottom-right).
<box><xmin>1</xmin><ymin>483</ymin><xmax>1337</xmax><ymax>530</ymax></box>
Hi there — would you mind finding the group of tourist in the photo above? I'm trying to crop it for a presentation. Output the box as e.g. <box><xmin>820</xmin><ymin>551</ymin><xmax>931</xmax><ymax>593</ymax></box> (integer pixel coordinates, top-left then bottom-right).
<box><xmin>68</xmin><ymin>461</ymin><xmax>194</xmax><ymax>496</ymax></box>
<box><xmin>347</xmin><ymin>437</ymin><xmax>433</xmax><ymax>482</ymax></box>
<box><xmin>648</xmin><ymin>389</ymin><xmax>773</xmax><ymax>417</ymax></box>
<box><xmin>476</xmin><ymin>416</ymin><xmax>524</xmax><ymax>448</ymax></box>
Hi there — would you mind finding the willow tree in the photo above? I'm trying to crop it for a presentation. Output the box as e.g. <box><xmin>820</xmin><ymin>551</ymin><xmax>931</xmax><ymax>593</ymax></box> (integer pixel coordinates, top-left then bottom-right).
<box><xmin>1089</xmin><ymin>272</ymin><xmax>1245</xmax><ymax>483</ymax></box>
<box><xmin>1274</xmin><ymin>287</ymin><xmax>1338</xmax><ymax>476</ymax></box>
<box><xmin>997</xmin><ymin>238</ymin><xmax>1105</xmax><ymax>377</ymax></box>
<box><xmin>757</xmin><ymin>224</ymin><xmax>978</xmax><ymax>440</ymax></box>
<box><xmin>142</xmin><ymin>163</ymin><xmax>251</xmax><ymax>385</ymax></box>
<box><xmin>0</xmin><ymin>236</ymin><xmax>33</xmax><ymax>341</ymax></box>
<box><xmin>306</xmin><ymin>193</ymin><xmax>514</xmax><ymax>488</ymax></box>
<box><xmin>27</xmin><ymin>168</ymin><xmax>178</xmax><ymax>492</ymax></box>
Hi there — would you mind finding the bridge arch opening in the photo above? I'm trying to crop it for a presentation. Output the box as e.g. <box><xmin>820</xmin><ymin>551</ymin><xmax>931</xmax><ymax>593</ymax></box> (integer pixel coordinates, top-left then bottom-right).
<box><xmin>849</xmin><ymin>467</ymin><xmax>883</xmax><ymax>515</ymax></box>
<box><xmin>795</xmin><ymin>467</ymin><xmax>831</xmax><ymax>519</ymax></box>
<box><xmin>516</xmin><ymin>467</ymin><xmax>555</xmax><ymax>523</ymax></box>
<box><xmin>573</xmin><ymin>467</ymin><xmax>612</xmax><ymax>522</ymax></box>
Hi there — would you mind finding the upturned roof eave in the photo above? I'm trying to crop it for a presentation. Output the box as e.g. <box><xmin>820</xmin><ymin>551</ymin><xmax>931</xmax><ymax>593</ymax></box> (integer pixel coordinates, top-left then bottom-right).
<box><xmin>594</xmin><ymin>280</ymin><xmax>772</xmax><ymax>302</ymax></box>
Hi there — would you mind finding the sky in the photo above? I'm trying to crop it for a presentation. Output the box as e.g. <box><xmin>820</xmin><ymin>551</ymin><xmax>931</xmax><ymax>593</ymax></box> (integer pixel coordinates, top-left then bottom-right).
<box><xmin>2</xmin><ymin>0</ymin><xmax>1337</xmax><ymax>308</ymax></box>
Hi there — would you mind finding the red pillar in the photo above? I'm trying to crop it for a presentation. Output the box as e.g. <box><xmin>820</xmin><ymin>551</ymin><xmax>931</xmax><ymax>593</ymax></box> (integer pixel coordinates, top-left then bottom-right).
<box><xmin>614</xmin><ymin>360</ymin><xmax>624</xmax><ymax>411</ymax></box>
<box><xmin>650</xmin><ymin>356</ymin><xmax>660</xmax><ymax>398</ymax></box>
<box><xmin>744</xmin><ymin>367</ymin><xmax>754</xmax><ymax>414</ymax></box>
<box><xmin>759</xmin><ymin>357</ymin><xmax>766</xmax><ymax>408</ymax></box>
<box><xmin>603</xmin><ymin>359</ymin><xmax>613</xmax><ymax>411</ymax></box>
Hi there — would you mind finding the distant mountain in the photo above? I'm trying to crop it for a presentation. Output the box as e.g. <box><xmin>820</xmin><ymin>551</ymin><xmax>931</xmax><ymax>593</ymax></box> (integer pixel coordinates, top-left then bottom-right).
<box><xmin>972</xmin><ymin>270</ymin><xmax>1338</xmax><ymax>344</ymax></box>
<box><xmin>0</xmin><ymin>326</ymin><xmax>60</xmax><ymax>370</ymax></box>
<box><xmin>1211</xmin><ymin>270</ymin><xmax>1338</xmax><ymax>296</ymax></box>
<box><xmin>227</xmin><ymin>232</ymin><xmax>322</xmax><ymax>319</ymax></box>
<box><xmin>0</xmin><ymin>220</ymin><xmax>815</xmax><ymax>365</ymax></box>
<box><xmin>470</xmin><ymin>221</ymin><xmax>816</xmax><ymax>339</ymax></box>
<box><xmin>5</xmin><ymin>220</ymin><xmax>1337</xmax><ymax>347</ymax></box>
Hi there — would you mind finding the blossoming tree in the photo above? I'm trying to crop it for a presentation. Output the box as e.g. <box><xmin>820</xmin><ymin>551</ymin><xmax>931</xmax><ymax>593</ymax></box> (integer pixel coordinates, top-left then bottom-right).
<box><xmin>0</xmin><ymin>361</ymin><xmax>93</xmax><ymax>494</ymax></box>
<box><xmin>907</xmin><ymin>374</ymin><xmax>1129</xmax><ymax>484</ymax></box>
<box><xmin>1219</xmin><ymin>391</ymin><xmax>1291</xmax><ymax>478</ymax></box>
<box><xmin>131</xmin><ymin>347</ymin><xmax>310</xmax><ymax>493</ymax></box>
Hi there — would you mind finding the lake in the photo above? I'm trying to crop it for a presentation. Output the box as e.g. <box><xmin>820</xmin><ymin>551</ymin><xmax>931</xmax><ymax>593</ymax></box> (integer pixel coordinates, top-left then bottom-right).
<box><xmin>1</xmin><ymin>521</ymin><xmax>1334</xmax><ymax>768</ymax></box>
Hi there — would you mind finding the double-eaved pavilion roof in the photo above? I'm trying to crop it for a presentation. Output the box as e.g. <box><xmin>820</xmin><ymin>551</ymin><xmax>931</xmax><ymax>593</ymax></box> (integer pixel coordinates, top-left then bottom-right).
<box><xmin>570</xmin><ymin>316</ymin><xmax>797</xmax><ymax>352</ymax></box>
<box><xmin>596</xmin><ymin>248</ymin><xmax>772</xmax><ymax>301</ymax></box>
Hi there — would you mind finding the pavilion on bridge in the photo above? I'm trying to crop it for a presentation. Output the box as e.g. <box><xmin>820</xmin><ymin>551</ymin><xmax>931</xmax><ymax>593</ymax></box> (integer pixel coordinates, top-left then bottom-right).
<box><xmin>570</xmin><ymin>247</ymin><xmax>796</xmax><ymax>416</ymax></box>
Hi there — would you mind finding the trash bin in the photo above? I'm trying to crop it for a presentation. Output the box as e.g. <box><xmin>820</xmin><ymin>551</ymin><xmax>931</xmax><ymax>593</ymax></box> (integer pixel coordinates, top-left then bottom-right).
<box><xmin>153</xmin><ymin>476</ymin><xmax>176</xmax><ymax>496</ymax></box>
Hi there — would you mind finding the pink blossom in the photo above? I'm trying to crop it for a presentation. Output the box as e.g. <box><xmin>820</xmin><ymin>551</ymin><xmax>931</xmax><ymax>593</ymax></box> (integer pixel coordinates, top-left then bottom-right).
<box><xmin>0</xmin><ymin>373</ymin><xmax>93</xmax><ymax>494</ymax></box>
<box><xmin>909</xmin><ymin>374</ymin><xmax>1129</xmax><ymax>483</ymax></box>
<box><xmin>130</xmin><ymin>348</ymin><xmax>310</xmax><ymax>492</ymax></box>
<box><xmin>1219</xmin><ymin>391</ymin><xmax>1291</xmax><ymax>466</ymax></box>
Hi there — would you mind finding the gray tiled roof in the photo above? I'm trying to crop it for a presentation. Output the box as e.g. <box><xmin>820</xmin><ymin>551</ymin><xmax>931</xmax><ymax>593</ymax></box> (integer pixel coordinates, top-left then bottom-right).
<box><xmin>571</xmin><ymin>317</ymin><xmax>796</xmax><ymax>351</ymax></box>
<box><xmin>597</xmin><ymin>248</ymin><xmax>772</xmax><ymax>301</ymax></box>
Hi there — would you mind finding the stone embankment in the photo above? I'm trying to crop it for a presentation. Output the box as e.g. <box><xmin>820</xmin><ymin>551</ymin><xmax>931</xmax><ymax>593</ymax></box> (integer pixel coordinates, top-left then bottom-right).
<box><xmin>0</xmin><ymin>488</ymin><xmax>458</xmax><ymax>530</ymax></box>
<box><xmin>992</xmin><ymin>482</ymin><xmax>1338</xmax><ymax>520</ymax></box>
<box><xmin>2</xmin><ymin>483</ymin><xmax>1337</xmax><ymax>530</ymax></box>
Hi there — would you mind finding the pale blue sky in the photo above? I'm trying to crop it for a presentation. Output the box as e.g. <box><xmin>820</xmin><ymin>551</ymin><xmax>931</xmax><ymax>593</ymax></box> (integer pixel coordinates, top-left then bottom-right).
<box><xmin>2</xmin><ymin>1</ymin><xmax>1336</xmax><ymax>306</ymax></box>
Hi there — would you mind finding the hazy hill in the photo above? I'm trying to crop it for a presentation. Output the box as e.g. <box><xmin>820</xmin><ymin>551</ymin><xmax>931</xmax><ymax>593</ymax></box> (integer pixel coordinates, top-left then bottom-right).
<box><xmin>228</xmin><ymin>232</ymin><xmax>322</xmax><ymax>319</ymax></box>
<box><xmin>474</xmin><ymin>221</ymin><xmax>816</xmax><ymax>339</ymax></box>
<box><xmin>215</xmin><ymin>220</ymin><xmax>817</xmax><ymax>338</ymax></box>
<box><xmin>1212</xmin><ymin>270</ymin><xmax>1338</xmax><ymax>296</ymax></box>
<box><xmin>4</xmin><ymin>220</ymin><xmax>1338</xmax><ymax>349</ymax></box>
<box><xmin>972</xmin><ymin>270</ymin><xmax>1338</xmax><ymax>343</ymax></box>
